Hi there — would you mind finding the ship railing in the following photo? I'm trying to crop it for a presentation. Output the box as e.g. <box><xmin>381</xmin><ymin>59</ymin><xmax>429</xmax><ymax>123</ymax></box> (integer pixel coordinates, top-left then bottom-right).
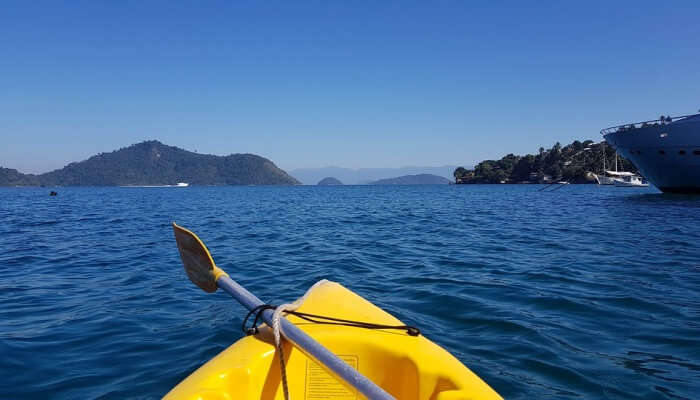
<box><xmin>600</xmin><ymin>113</ymin><xmax>699</xmax><ymax>135</ymax></box>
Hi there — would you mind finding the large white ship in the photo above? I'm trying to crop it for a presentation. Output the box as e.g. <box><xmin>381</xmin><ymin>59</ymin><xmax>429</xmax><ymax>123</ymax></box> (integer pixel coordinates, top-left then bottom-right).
<box><xmin>602</xmin><ymin>113</ymin><xmax>700</xmax><ymax>193</ymax></box>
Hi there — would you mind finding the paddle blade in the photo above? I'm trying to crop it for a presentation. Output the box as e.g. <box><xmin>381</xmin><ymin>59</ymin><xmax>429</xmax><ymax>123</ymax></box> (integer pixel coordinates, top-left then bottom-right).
<box><xmin>172</xmin><ymin>222</ymin><xmax>227</xmax><ymax>293</ymax></box>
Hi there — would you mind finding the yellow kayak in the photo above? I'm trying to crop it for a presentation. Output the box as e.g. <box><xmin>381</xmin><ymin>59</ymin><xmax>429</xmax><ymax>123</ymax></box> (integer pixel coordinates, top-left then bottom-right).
<box><xmin>164</xmin><ymin>280</ymin><xmax>502</xmax><ymax>400</ymax></box>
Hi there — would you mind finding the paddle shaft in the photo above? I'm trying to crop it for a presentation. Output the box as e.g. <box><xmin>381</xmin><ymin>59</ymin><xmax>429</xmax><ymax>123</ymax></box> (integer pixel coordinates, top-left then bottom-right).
<box><xmin>216</xmin><ymin>275</ymin><xmax>395</xmax><ymax>400</ymax></box>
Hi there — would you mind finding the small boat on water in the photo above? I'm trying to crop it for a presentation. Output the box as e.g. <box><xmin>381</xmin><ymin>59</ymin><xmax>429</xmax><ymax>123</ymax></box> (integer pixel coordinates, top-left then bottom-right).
<box><xmin>592</xmin><ymin>145</ymin><xmax>648</xmax><ymax>187</ymax></box>
<box><xmin>596</xmin><ymin>170</ymin><xmax>635</xmax><ymax>184</ymax></box>
<box><xmin>166</xmin><ymin>224</ymin><xmax>502</xmax><ymax>400</ymax></box>
<box><xmin>613</xmin><ymin>174</ymin><xmax>649</xmax><ymax>187</ymax></box>
<box><xmin>120</xmin><ymin>182</ymin><xmax>189</xmax><ymax>188</ymax></box>
<box><xmin>593</xmin><ymin>172</ymin><xmax>616</xmax><ymax>185</ymax></box>
<box><xmin>592</xmin><ymin>145</ymin><xmax>619</xmax><ymax>185</ymax></box>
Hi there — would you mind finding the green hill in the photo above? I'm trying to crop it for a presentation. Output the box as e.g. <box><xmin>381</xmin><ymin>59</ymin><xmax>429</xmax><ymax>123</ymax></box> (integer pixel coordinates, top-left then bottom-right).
<box><xmin>370</xmin><ymin>174</ymin><xmax>451</xmax><ymax>185</ymax></box>
<box><xmin>317</xmin><ymin>177</ymin><xmax>343</xmax><ymax>185</ymax></box>
<box><xmin>0</xmin><ymin>168</ymin><xmax>39</xmax><ymax>186</ymax></box>
<box><xmin>0</xmin><ymin>140</ymin><xmax>300</xmax><ymax>186</ymax></box>
<box><xmin>454</xmin><ymin>140</ymin><xmax>636</xmax><ymax>184</ymax></box>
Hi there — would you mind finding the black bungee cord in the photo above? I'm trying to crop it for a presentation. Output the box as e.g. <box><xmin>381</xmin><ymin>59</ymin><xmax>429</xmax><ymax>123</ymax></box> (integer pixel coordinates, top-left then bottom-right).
<box><xmin>241</xmin><ymin>304</ymin><xmax>420</xmax><ymax>337</ymax></box>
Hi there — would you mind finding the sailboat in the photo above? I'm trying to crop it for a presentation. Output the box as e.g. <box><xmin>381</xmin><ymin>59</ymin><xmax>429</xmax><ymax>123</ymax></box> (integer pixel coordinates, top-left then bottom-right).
<box><xmin>593</xmin><ymin>144</ymin><xmax>648</xmax><ymax>187</ymax></box>
<box><xmin>592</xmin><ymin>143</ymin><xmax>617</xmax><ymax>185</ymax></box>
<box><xmin>613</xmin><ymin>174</ymin><xmax>649</xmax><ymax>187</ymax></box>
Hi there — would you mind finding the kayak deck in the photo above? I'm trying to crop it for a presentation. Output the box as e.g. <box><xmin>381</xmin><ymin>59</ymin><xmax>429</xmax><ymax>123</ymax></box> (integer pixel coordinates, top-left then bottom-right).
<box><xmin>164</xmin><ymin>281</ymin><xmax>502</xmax><ymax>400</ymax></box>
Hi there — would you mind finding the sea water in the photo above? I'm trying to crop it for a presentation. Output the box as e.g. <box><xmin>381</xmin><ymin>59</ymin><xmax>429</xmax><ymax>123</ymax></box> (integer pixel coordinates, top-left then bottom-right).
<box><xmin>0</xmin><ymin>185</ymin><xmax>698</xmax><ymax>399</ymax></box>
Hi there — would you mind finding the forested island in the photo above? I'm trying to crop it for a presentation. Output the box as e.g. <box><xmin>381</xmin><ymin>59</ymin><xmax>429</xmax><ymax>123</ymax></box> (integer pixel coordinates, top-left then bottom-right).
<box><xmin>454</xmin><ymin>140</ymin><xmax>636</xmax><ymax>184</ymax></box>
<box><xmin>370</xmin><ymin>174</ymin><xmax>451</xmax><ymax>185</ymax></box>
<box><xmin>317</xmin><ymin>177</ymin><xmax>343</xmax><ymax>185</ymax></box>
<box><xmin>0</xmin><ymin>140</ymin><xmax>300</xmax><ymax>186</ymax></box>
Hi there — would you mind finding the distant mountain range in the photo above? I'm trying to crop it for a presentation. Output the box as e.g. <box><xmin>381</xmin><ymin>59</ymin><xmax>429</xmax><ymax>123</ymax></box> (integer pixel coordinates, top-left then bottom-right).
<box><xmin>289</xmin><ymin>165</ymin><xmax>462</xmax><ymax>185</ymax></box>
<box><xmin>0</xmin><ymin>140</ymin><xmax>300</xmax><ymax>186</ymax></box>
<box><xmin>370</xmin><ymin>174</ymin><xmax>451</xmax><ymax>185</ymax></box>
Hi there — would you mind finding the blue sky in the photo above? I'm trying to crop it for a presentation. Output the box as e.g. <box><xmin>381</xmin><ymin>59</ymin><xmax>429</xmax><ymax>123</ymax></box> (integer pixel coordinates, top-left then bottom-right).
<box><xmin>2</xmin><ymin>1</ymin><xmax>699</xmax><ymax>173</ymax></box>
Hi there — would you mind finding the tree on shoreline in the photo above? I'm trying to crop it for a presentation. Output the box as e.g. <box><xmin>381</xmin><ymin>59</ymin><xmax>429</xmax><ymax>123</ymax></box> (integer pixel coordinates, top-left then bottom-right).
<box><xmin>454</xmin><ymin>140</ymin><xmax>636</xmax><ymax>184</ymax></box>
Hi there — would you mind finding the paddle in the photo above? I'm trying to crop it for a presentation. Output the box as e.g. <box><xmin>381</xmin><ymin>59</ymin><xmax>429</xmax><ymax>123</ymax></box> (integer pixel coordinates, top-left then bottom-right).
<box><xmin>172</xmin><ymin>222</ymin><xmax>395</xmax><ymax>400</ymax></box>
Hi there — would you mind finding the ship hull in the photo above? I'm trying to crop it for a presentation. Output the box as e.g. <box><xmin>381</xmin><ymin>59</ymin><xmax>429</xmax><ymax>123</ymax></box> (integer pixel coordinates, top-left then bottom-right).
<box><xmin>604</xmin><ymin>116</ymin><xmax>700</xmax><ymax>193</ymax></box>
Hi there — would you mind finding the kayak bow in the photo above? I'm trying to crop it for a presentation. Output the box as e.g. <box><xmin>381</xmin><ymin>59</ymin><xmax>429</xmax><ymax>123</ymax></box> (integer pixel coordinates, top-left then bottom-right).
<box><xmin>166</xmin><ymin>223</ymin><xmax>502</xmax><ymax>400</ymax></box>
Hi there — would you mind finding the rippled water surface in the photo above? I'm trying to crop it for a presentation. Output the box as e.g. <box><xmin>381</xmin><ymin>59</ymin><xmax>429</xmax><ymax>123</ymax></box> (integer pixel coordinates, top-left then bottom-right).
<box><xmin>1</xmin><ymin>185</ymin><xmax>699</xmax><ymax>399</ymax></box>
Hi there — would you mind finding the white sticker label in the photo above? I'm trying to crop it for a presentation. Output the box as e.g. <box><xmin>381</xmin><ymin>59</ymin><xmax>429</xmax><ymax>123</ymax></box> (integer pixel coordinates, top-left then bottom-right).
<box><xmin>304</xmin><ymin>355</ymin><xmax>358</xmax><ymax>400</ymax></box>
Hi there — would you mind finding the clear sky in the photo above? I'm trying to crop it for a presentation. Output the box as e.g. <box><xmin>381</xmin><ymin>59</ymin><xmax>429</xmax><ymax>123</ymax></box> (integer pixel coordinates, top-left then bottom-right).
<box><xmin>2</xmin><ymin>1</ymin><xmax>699</xmax><ymax>174</ymax></box>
